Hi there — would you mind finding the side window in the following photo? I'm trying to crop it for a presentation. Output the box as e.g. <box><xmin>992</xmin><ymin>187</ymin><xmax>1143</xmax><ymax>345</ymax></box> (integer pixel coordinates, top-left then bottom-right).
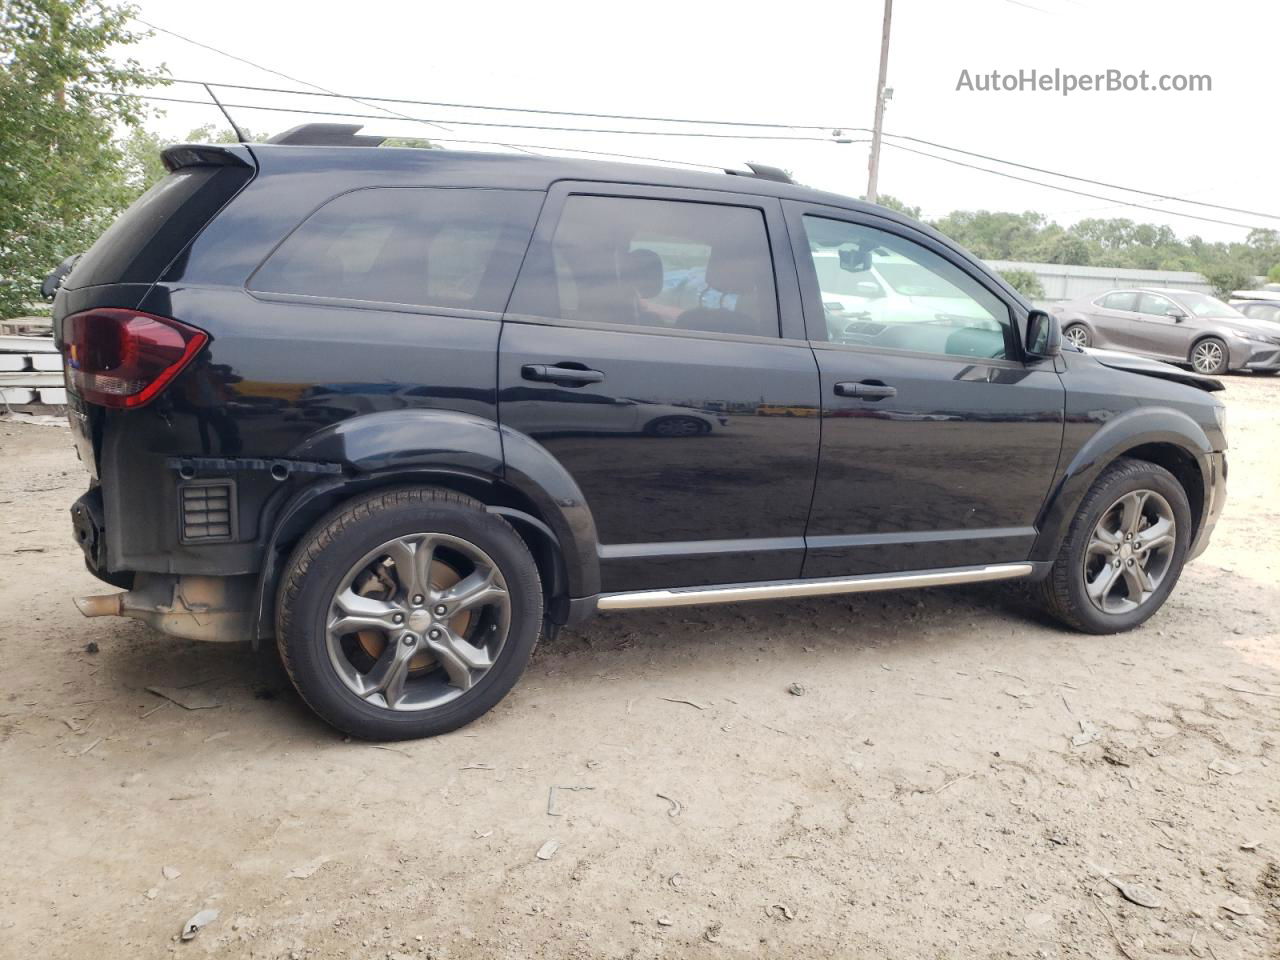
<box><xmin>249</xmin><ymin>187</ymin><xmax>543</xmax><ymax>313</ymax></box>
<box><xmin>800</xmin><ymin>215</ymin><xmax>1012</xmax><ymax>360</ymax></box>
<box><xmin>1100</xmin><ymin>291</ymin><xmax>1138</xmax><ymax>311</ymax></box>
<box><xmin>1137</xmin><ymin>293</ymin><xmax>1177</xmax><ymax>317</ymax></box>
<box><xmin>509</xmin><ymin>195</ymin><xmax>780</xmax><ymax>338</ymax></box>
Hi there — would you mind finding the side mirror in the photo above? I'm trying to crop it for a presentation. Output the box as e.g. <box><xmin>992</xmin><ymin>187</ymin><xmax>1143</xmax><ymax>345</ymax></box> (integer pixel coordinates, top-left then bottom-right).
<box><xmin>1025</xmin><ymin>309</ymin><xmax>1062</xmax><ymax>358</ymax></box>
<box><xmin>1167</xmin><ymin>309</ymin><xmax>1187</xmax><ymax>322</ymax></box>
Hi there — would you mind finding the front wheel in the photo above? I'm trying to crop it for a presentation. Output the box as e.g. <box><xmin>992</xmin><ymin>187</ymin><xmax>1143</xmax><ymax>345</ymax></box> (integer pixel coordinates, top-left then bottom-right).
<box><xmin>277</xmin><ymin>487</ymin><xmax>542</xmax><ymax>740</ymax></box>
<box><xmin>1190</xmin><ymin>337</ymin><xmax>1229</xmax><ymax>375</ymax></box>
<box><xmin>1063</xmin><ymin>323</ymin><xmax>1091</xmax><ymax>348</ymax></box>
<box><xmin>1038</xmin><ymin>458</ymin><xmax>1191</xmax><ymax>634</ymax></box>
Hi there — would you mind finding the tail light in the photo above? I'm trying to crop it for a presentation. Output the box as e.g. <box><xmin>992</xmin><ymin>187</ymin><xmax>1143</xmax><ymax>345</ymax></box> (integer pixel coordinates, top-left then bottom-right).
<box><xmin>62</xmin><ymin>309</ymin><xmax>208</xmax><ymax>409</ymax></box>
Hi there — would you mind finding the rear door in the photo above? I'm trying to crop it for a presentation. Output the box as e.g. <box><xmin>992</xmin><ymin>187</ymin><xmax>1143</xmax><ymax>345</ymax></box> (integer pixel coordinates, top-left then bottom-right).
<box><xmin>498</xmin><ymin>183</ymin><xmax>821</xmax><ymax>592</ymax></box>
<box><xmin>1086</xmin><ymin>291</ymin><xmax>1142</xmax><ymax>351</ymax></box>
<box><xmin>785</xmin><ymin>203</ymin><xmax>1065</xmax><ymax>577</ymax></box>
<box><xmin>1133</xmin><ymin>292</ymin><xmax>1195</xmax><ymax>361</ymax></box>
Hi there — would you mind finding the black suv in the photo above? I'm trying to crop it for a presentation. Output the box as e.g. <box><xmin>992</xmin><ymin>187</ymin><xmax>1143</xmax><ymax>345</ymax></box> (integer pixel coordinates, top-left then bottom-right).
<box><xmin>53</xmin><ymin>125</ymin><xmax>1228</xmax><ymax>740</ymax></box>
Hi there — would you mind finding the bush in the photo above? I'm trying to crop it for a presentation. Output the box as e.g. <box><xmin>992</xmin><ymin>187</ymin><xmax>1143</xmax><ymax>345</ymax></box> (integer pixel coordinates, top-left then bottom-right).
<box><xmin>998</xmin><ymin>269</ymin><xmax>1045</xmax><ymax>299</ymax></box>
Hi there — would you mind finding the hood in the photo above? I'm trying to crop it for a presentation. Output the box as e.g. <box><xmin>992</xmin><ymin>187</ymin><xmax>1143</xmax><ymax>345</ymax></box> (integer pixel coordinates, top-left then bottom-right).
<box><xmin>1078</xmin><ymin>347</ymin><xmax>1225</xmax><ymax>392</ymax></box>
<box><xmin>1214</xmin><ymin>315</ymin><xmax>1280</xmax><ymax>340</ymax></box>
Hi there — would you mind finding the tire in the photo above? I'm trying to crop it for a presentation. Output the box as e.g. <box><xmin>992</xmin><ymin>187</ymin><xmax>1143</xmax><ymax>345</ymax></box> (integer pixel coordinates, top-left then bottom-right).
<box><xmin>1062</xmin><ymin>323</ymin><xmax>1092</xmax><ymax>348</ymax></box>
<box><xmin>276</xmin><ymin>486</ymin><xmax>542</xmax><ymax>740</ymax></box>
<box><xmin>1189</xmin><ymin>337</ymin><xmax>1229</xmax><ymax>375</ymax></box>
<box><xmin>646</xmin><ymin>415</ymin><xmax>710</xmax><ymax>437</ymax></box>
<box><xmin>1038</xmin><ymin>458</ymin><xmax>1192</xmax><ymax>635</ymax></box>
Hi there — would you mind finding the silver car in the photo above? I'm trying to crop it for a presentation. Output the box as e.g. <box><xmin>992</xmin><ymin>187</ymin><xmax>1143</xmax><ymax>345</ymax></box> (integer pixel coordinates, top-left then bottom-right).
<box><xmin>1051</xmin><ymin>287</ymin><xmax>1280</xmax><ymax>375</ymax></box>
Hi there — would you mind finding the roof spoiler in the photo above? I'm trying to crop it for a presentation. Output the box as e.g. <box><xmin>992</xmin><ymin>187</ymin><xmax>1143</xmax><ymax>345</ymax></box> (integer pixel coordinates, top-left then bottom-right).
<box><xmin>266</xmin><ymin>123</ymin><xmax>387</xmax><ymax>147</ymax></box>
<box><xmin>725</xmin><ymin>162</ymin><xmax>794</xmax><ymax>184</ymax></box>
<box><xmin>162</xmin><ymin>144</ymin><xmax>254</xmax><ymax>172</ymax></box>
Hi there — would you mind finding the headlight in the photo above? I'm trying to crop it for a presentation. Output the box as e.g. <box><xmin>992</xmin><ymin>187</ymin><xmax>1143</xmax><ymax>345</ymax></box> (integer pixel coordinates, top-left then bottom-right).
<box><xmin>1232</xmin><ymin>330</ymin><xmax>1272</xmax><ymax>344</ymax></box>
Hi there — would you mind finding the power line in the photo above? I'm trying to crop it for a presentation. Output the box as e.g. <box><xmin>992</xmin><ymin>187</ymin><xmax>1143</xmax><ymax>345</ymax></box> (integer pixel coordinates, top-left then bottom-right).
<box><xmin>132</xmin><ymin>16</ymin><xmax>455</xmax><ymax>136</ymax></box>
<box><xmin>165</xmin><ymin>77</ymin><xmax>844</xmax><ymax>132</ymax></box>
<box><xmin>104</xmin><ymin>90</ymin><xmax>843</xmax><ymax>141</ymax></box>
<box><xmin>880</xmin><ymin>141</ymin><xmax>1268</xmax><ymax>231</ymax></box>
<box><xmin>156</xmin><ymin>76</ymin><xmax>1278</xmax><ymax>223</ymax></box>
<box><xmin>882</xmin><ymin>131</ymin><xmax>1280</xmax><ymax>222</ymax></box>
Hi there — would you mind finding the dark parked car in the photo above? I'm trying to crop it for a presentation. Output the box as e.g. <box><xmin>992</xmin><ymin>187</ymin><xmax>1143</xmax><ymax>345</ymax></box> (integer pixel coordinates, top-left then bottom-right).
<box><xmin>1051</xmin><ymin>287</ymin><xmax>1280</xmax><ymax>375</ymax></box>
<box><xmin>54</xmin><ymin>126</ymin><xmax>1228</xmax><ymax>740</ymax></box>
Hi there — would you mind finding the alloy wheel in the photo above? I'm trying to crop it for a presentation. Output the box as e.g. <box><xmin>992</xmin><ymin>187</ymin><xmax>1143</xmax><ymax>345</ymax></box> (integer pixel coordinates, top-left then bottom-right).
<box><xmin>325</xmin><ymin>533</ymin><xmax>511</xmax><ymax>711</ymax></box>
<box><xmin>1192</xmin><ymin>340</ymin><xmax>1225</xmax><ymax>374</ymax></box>
<box><xmin>1082</xmin><ymin>489</ymin><xmax>1177</xmax><ymax>615</ymax></box>
<box><xmin>1064</xmin><ymin>326</ymin><xmax>1090</xmax><ymax>347</ymax></box>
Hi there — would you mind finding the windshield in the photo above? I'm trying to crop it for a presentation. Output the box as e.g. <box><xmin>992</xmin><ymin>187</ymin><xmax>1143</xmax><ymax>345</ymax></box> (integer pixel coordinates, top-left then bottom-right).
<box><xmin>1176</xmin><ymin>292</ymin><xmax>1245</xmax><ymax>318</ymax></box>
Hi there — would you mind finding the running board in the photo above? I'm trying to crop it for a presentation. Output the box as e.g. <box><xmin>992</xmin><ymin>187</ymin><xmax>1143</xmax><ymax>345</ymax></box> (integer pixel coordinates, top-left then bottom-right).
<box><xmin>595</xmin><ymin>563</ymin><xmax>1034</xmax><ymax>611</ymax></box>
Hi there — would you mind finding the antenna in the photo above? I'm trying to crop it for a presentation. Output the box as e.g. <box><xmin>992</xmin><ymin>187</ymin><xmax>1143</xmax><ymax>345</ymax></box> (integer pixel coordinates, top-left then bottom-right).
<box><xmin>203</xmin><ymin>83</ymin><xmax>248</xmax><ymax>143</ymax></box>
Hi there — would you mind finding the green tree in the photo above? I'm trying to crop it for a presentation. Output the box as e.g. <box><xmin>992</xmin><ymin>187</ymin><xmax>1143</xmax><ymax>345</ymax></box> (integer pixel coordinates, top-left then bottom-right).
<box><xmin>0</xmin><ymin>0</ymin><xmax>166</xmax><ymax>317</ymax></box>
<box><xmin>1204</xmin><ymin>268</ymin><xmax>1252</xmax><ymax>300</ymax></box>
<box><xmin>867</xmin><ymin>193</ymin><xmax>921</xmax><ymax>220</ymax></box>
<box><xmin>1267</xmin><ymin>264</ymin><xmax>1280</xmax><ymax>284</ymax></box>
<box><xmin>998</xmin><ymin>269</ymin><xmax>1045</xmax><ymax>300</ymax></box>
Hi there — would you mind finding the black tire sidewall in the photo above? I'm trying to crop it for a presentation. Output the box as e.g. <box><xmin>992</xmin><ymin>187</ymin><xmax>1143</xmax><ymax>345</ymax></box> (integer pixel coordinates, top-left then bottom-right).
<box><xmin>279</xmin><ymin>494</ymin><xmax>542</xmax><ymax>740</ymax></box>
<box><xmin>1059</xmin><ymin>463</ymin><xmax>1192</xmax><ymax>634</ymax></box>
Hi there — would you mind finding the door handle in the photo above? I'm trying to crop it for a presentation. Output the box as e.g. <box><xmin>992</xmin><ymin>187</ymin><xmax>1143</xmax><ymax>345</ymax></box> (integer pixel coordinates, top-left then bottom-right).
<box><xmin>521</xmin><ymin>363</ymin><xmax>605</xmax><ymax>386</ymax></box>
<box><xmin>834</xmin><ymin>380</ymin><xmax>897</xmax><ymax>400</ymax></box>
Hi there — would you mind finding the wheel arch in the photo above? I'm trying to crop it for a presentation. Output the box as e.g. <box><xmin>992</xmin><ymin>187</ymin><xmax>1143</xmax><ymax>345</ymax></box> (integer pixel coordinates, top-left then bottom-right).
<box><xmin>251</xmin><ymin>410</ymin><xmax>601</xmax><ymax>642</ymax></box>
<box><xmin>1031</xmin><ymin>407</ymin><xmax>1212</xmax><ymax>564</ymax></box>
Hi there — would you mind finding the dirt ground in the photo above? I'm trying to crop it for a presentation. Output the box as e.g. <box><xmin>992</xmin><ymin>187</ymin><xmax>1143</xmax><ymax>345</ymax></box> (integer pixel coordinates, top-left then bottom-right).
<box><xmin>1</xmin><ymin>376</ymin><xmax>1278</xmax><ymax>960</ymax></box>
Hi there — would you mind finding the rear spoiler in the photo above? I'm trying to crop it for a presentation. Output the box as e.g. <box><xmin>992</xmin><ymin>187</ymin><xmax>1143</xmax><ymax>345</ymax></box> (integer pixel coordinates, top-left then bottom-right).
<box><xmin>162</xmin><ymin>143</ymin><xmax>255</xmax><ymax>172</ymax></box>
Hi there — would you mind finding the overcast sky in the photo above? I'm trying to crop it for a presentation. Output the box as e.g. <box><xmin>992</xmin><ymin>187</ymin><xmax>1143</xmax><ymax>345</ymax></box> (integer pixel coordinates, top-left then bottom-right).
<box><xmin>122</xmin><ymin>0</ymin><xmax>1277</xmax><ymax>243</ymax></box>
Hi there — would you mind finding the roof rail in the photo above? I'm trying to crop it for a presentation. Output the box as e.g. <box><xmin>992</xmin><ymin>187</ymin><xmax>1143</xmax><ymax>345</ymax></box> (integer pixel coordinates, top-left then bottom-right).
<box><xmin>724</xmin><ymin>162</ymin><xmax>794</xmax><ymax>184</ymax></box>
<box><xmin>266</xmin><ymin>123</ymin><xmax>386</xmax><ymax>147</ymax></box>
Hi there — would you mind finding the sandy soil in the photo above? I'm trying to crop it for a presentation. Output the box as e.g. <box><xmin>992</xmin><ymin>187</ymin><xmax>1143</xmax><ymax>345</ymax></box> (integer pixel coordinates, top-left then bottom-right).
<box><xmin>1</xmin><ymin>376</ymin><xmax>1277</xmax><ymax>960</ymax></box>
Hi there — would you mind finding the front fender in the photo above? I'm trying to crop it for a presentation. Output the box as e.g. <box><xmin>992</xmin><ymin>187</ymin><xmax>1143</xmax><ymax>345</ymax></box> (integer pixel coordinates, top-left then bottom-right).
<box><xmin>1030</xmin><ymin>406</ymin><xmax>1213</xmax><ymax>563</ymax></box>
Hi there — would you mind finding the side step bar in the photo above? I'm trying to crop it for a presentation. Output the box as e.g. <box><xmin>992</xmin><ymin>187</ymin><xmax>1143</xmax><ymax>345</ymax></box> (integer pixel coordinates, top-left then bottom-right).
<box><xmin>596</xmin><ymin>563</ymin><xmax>1034</xmax><ymax>611</ymax></box>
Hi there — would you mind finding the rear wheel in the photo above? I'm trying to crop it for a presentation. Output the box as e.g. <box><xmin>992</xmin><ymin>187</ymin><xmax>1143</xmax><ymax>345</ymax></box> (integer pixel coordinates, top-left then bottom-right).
<box><xmin>1190</xmin><ymin>337</ymin><xmax>1229</xmax><ymax>375</ymax></box>
<box><xmin>1038</xmin><ymin>458</ymin><xmax>1191</xmax><ymax>634</ymax></box>
<box><xmin>1063</xmin><ymin>324</ymin><xmax>1091</xmax><ymax>348</ymax></box>
<box><xmin>646</xmin><ymin>415</ymin><xmax>710</xmax><ymax>437</ymax></box>
<box><xmin>277</xmin><ymin>487</ymin><xmax>542</xmax><ymax>740</ymax></box>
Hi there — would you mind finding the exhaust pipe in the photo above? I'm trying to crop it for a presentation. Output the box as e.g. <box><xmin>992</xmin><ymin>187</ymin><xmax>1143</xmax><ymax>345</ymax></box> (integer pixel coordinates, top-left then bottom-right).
<box><xmin>75</xmin><ymin>593</ymin><xmax>124</xmax><ymax>617</ymax></box>
<box><xmin>71</xmin><ymin>575</ymin><xmax>254</xmax><ymax>642</ymax></box>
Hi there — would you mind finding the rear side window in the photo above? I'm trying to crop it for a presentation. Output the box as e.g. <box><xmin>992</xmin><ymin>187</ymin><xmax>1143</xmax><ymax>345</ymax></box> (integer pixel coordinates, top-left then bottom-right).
<box><xmin>1099</xmin><ymin>291</ymin><xmax>1138</xmax><ymax>310</ymax></box>
<box><xmin>249</xmin><ymin>188</ymin><xmax>542</xmax><ymax>313</ymax></box>
<box><xmin>509</xmin><ymin>195</ymin><xmax>780</xmax><ymax>338</ymax></box>
<box><xmin>67</xmin><ymin>165</ymin><xmax>253</xmax><ymax>290</ymax></box>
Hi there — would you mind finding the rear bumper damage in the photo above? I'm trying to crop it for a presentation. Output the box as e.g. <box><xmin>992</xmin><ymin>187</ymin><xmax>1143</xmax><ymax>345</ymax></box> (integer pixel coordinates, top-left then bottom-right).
<box><xmin>75</xmin><ymin>573</ymin><xmax>255</xmax><ymax>643</ymax></box>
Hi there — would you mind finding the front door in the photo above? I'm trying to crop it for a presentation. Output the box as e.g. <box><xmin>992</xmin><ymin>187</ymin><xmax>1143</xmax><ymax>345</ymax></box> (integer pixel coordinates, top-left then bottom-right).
<box><xmin>499</xmin><ymin>184</ymin><xmax>821</xmax><ymax>592</ymax></box>
<box><xmin>785</xmin><ymin>203</ymin><xmax>1065</xmax><ymax>577</ymax></box>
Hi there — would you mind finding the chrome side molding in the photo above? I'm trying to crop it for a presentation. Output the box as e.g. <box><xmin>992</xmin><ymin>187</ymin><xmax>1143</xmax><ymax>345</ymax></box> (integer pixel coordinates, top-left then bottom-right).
<box><xmin>596</xmin><ymin>563</ymin><xmax>1035</xmax><ymax>611</ymax></box>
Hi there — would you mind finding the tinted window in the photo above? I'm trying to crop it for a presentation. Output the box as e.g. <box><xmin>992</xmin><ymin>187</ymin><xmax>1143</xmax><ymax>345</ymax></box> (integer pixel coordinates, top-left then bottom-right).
<box><xmin>1100</xmin><ymin>292</ymin><xmax>1138</xmax><ymax>311</ymax></box>
<box><xmin>801</xmin><ymin>216</ymin><xmax>1012</xmax><ymax>360</ymax></box>
<box><xmin>68</xmin><ymin>165</ymin><xmax>253</xmax><ymax>290</ymax></box>
<box><xmin>1137</xmin><ymin>293</ymin><xmax>1178</xmax><ymax>316</ymax></box>
<box><xmin>509</xmin><ymin>195</ymin><xmax>780</xmax><ymax>338</ymax></box>
<box><xmin>250</xmin><ymin>188</ymin><xmax>542</xmax><ymax>313</ymax></box>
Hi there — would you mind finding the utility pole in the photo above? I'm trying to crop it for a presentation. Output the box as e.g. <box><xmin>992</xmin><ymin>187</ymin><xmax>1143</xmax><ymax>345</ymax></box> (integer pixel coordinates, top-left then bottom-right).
<box><xmin>866</xmin><ymin>0</ymin><xmax>893</xmax><ymax>204</ymax></box>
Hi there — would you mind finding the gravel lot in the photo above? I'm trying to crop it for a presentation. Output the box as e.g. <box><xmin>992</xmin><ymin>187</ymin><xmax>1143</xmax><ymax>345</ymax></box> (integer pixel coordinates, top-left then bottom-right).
<box><xmin>1</xmin><ymin>375</ymin><xmax>1278</xmax><ymax>960</ymax></box>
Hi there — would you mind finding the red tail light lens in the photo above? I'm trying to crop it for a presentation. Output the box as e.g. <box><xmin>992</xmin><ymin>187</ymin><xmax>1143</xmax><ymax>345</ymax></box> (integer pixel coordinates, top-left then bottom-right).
<box><xmin>62</xmin><ymin>309</ymin><xmax>208</xmax><ymax>409</ymax></box>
